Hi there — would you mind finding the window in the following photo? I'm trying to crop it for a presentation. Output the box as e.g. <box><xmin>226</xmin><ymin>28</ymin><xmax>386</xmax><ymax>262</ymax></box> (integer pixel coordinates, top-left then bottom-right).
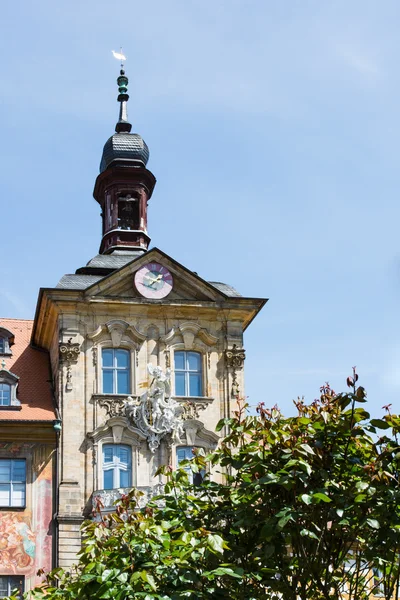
<box><xmin>103</xmin><ymin>444</ymin><xmax>132</xmax><ymax>489</ymax></box>
<box><xmin>174</xmin><ymin>351</ymin><xmax>203</xmax><ymax>396</ymax></box>
<box><xmin>0</xmin><ymin>460</ymin><xmax>26</xmax><ymax>507</ymax></box>
<box><xmin>102</xmin><ymin>349</ymin><xmax>130</xmax><ymax>394</ymax></box>
<box><xmin>0</xmin><ymin>328</ymin><xmax>14</xmax><ymax>356</ymax></box>
<box><xmin>0</xmin><ymin>384</ymin><xmax>10</xmax><ymax>406</ymax></box>
<box><xmin>177</xmin><ymin>447</ymin><xmax>205</xmax><ymax>485</ymax></box>
<box><xmin>0</xmin><ymin>575</ymin><xmax>24</xmax><ymax>599</ymax></box>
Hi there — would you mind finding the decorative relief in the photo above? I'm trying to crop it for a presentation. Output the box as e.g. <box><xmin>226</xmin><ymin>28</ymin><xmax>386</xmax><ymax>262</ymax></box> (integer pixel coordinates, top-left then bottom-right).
<box><xmin>161</xmin><ymin>322</ymin><xmax>218</xmax><ymax>350</ymax></box>
<box><xmin>92</xmin><ymin>347</ymin><xmax>97</xmax><ymax>366</ymax></box>
<box><xmin>164</xmin><ymin>349</ymin><xmax>171</xmax><ymax>369</ymax></box>
<box><xmin>182</xmin><ymin>399</ymin><xmax>212</xmax><ymax>421</ymax></box>
<box><xmin>59</xmin><ymin>338</ymin><xmax>80</xmax><ymax>392</ymax></box>
<box><xmin>95</xmin><ymin>394</ymin><xmax>140</xmax><ymax>419</ymax></box>
<box><xmin>224</xmin><ymin>344</ymin><xmax>246</xmax><ymax>399</ymax></box>
<box><xmin>88</xmin><ymin>320</ymin><xmax>146</xmax><ymax>347</ymax></box>
<box><xmin>124</xmin><ymin>364</ymin><xmax>184</xmax><ymax>453</ymax></box>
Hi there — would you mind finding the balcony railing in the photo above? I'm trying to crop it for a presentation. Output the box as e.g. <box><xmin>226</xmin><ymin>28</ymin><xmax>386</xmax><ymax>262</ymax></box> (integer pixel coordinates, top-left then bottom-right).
<box><xmin>91</xmin><ymin>485</ymin><xmax>165</xmax><ymax>516</ymax></box>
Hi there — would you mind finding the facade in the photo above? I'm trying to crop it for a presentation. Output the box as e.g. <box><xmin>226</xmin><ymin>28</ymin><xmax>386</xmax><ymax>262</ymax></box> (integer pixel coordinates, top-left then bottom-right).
<box><xmin>0</xmin><ymin>68</ymin><xmax>266</xmax><ymax>593</ymax></box>
<box><xmin>0</xmin><ymin>320</ymin><xmax>56</xmax><ymax>597</ymax></box>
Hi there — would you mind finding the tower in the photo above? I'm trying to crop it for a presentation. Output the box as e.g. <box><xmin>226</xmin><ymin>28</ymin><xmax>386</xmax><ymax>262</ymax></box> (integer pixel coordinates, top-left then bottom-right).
<box><xmin>27</xmin><ymin>66</ymin><xmax>267</xmax><ymax>575</ymax></box>
<box><xmin>94</xmin><ymin>70</ymin><xmax>156</xmax><ymax>255</ymax></box>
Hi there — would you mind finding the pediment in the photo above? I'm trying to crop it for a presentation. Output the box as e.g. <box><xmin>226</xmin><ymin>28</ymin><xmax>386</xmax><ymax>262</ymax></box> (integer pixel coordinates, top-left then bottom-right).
<box><xmin>83</xmin><ymin>248</ymin><xmax>227</xmax><ymax>303</ymax></box>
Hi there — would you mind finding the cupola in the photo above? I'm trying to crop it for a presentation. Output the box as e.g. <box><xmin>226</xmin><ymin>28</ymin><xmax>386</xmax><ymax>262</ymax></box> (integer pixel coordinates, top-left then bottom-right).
<box><xmin>93</xmin><ymin>68</ymin><xmax>156</xmax><ymax>255</ymax></box>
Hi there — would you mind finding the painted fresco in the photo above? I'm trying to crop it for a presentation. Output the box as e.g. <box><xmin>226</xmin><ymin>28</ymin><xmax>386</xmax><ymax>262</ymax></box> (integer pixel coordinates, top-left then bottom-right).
<box><xmin>0</xmin><ymin>444</ymin><xmax>53</xmax><ymax>587</ymax></box>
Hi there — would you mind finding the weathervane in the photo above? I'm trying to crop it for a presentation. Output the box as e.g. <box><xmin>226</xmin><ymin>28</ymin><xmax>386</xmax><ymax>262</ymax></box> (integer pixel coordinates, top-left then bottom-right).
<box><xmin>112</xmin><ymin>48</ymin><xmax>127</xmax><ymax>69</ymax></box>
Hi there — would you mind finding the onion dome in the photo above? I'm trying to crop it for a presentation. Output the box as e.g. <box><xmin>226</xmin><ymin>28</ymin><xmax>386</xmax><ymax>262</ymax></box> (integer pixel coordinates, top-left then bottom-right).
<box><xmin>100</xmin><ymin>69</ymin><xmax>149</xmax><ymax>172</ymax></box>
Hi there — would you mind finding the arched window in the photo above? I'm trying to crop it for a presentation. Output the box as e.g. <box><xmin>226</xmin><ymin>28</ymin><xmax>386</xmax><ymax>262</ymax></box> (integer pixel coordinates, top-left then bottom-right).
<box><xmin>176</xmin><ymin>447</ymin><xmax>204</xmax><ymax>486</ymax></box>
<box><xmin>174</xmin><ymin>351</ymin><xmax>203</xmax><ymax>397</ymax></box>
<box><xmin>102</xmin><ymin>444</ymin><xmax>132</xmax><ymax>490</ymax></box>
<box><xmin>102</xmin><ymin>349</ymin><xmax>130</xmax><ymax>394</ymax></box>
<box><xmin>0</xmin><ymin>383</ymin><xmax>11</xmax><ymax>406</ymax></box>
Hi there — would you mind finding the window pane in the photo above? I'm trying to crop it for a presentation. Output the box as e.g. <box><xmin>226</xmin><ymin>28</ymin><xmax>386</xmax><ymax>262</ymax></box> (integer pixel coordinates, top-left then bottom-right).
<box><xmin>118</xmin><ymin>446</ymin><xmax>131</xmax><ymax>466</ymax></box>
<box><xmin>117</xmin><ymin>371</ymin><xmax>129</xmax><ymax>394</ymax></box>
<box><xmin>103</xmin><ymin>370</ymin><xmax>114</xmax><ymax>394</ymax></box>
<box><xmin>0</xmin><ymin>339</ymin><xmax>4</xmax><ymax>354</ymax></box>
<box><xmin>11</xmin><ymin>483</ymin><xmax>25</xmax><ymax>507</ymax></box>
<box><xmin>103</xmin><ymin>446</ymin><xmax>114</xmax><ymax>463</ymax></box>
<box><xmin>189</xmin><ymin>373</ymin><xmax>202</xmax><ymax>397</ymax></box>
<box><xmin>174</xmin><ymin>351</ymin><xmax>185</xmax><ymax>371</ymax></box>
<box><xmin>0</xmin><ymin>461</ymin><xmax>10</xmax><ymax>482</ymax></box>
<box><xmin>0</xmin><ymin>577</ymin><xmax>8</xmax><ymax>597</ymax></box>
<box><xmin>12</xmin><ymin>460</ymin><xmax>26</xmax><ymax>482</ymax></box>
<box><xmin>119</xmin><ymin>469</ymin><xmax>131</xmax><ymax>488</ymax></box>
<box><xmin>187</xmin><ymin>352</ymin><xmax>201</xmax><ymax>372</ymax></box>
<box><xmin>0</xmin><ymin>484</ymin><xmax>10</xmax><ymax>506</ymax></box>
<box><xmin>177</xmin><ymin>447</ymin><xmax>193</xmax><ymax>463</ymax></box>
<box><xmin>103</xmin><ymin>469</ymin><xmax>114</xmax><ymax>490</ymax></box>
<box><xmin>102</xmin><ymin>349</ymin><xmax>114</xmax><ymax>368</ymax></box>
<box><xmin>175</xmin><ymin>372</ymin><xmax>186</xmax><ymax>396</ymax></box>
<box><xmin>8</xmin><ymin>576</ymin><xmax>24</xmax><ymax>599</ymax></box>
<box><xmin>116</xmin><ymin>350</ymin><xmax>129</xmax><ymax>369</ymax></box>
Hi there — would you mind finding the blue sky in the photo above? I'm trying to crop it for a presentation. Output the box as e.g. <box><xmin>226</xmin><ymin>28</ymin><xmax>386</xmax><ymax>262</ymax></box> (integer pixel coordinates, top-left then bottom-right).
<box><xmin>1</xmin><ymin>1</ymin><xmax>400</xmax><ymax>417</ymax></box>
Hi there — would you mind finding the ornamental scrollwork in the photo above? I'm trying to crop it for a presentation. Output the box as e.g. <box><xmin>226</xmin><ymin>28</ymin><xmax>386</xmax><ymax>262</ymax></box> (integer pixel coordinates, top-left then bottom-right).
<box><xmin>224</xmin><ymin>344</ymin><xmax>246</xmax><ymax>399</ymax></box>
<box><xmin>224</xmin><ymin>344</ymin><xmax>246</xmax><ymax>370</ymax></box>
<box><xmin>59</xmin><ymin>338</ymin><xmax>80</xmax><ymax>392</ymax></box>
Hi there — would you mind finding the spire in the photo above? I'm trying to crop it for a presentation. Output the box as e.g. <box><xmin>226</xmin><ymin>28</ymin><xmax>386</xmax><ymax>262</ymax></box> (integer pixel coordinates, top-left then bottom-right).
<box><xmin>115</xmin><ymin>69</ymin><xmax>132</xmax><ymax>133</ymax></box>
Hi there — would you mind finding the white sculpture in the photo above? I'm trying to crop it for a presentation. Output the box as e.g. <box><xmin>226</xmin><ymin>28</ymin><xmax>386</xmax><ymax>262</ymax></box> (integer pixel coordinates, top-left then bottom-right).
<box><xmin>125</xmin><ymin>364</ymin><xmax>184</xmax><ymax>452</ymax></box>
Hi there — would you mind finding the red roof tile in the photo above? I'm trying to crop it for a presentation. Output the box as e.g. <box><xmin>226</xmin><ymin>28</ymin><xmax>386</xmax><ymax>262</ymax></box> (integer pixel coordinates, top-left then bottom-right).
<box><xmin>0</xmin><ymin>319</ymin><xmax>55</xmax><ymax>421</ymax></box>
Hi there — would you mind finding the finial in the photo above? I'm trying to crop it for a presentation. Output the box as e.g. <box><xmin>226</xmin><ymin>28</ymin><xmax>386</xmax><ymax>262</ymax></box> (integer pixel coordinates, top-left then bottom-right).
<box><xmin>112</xmin><ymin>48</ymin><xmax>132</xmax><ymax>133</ymax></box>
<box><xmin>1</xmin><ymin>359</ymin><xmax>6</xmax><ymax>369</ymax></box>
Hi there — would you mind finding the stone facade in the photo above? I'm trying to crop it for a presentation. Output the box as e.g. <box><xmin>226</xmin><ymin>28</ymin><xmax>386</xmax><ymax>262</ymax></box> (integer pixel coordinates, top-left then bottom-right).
<box><xmin>32</xmin><ymin>248</ymin><xmax>265</xmax><ymax>567</ymax></box>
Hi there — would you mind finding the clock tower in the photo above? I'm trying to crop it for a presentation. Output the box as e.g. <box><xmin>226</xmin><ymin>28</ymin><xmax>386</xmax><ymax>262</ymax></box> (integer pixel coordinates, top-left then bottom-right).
<box><xmin>93</xmin><ymin>69</ymin><xmax>156</xmax><ymax>255</ymax></box>
<box><xmin>30</xmin><ymin>66</ymin><xmax>267</xmax><ymax>573</ymax></box>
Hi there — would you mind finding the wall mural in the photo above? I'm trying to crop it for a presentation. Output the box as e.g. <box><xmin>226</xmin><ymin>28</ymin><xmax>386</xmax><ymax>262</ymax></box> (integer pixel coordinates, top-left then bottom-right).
<box><xmin>0</xmin><ymin>444</ymin><xmax>53</xmax><ymax>587</ymax></box>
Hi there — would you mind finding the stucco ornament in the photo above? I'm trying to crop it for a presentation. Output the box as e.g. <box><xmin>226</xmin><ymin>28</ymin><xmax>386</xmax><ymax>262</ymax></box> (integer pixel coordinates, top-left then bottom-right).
<box><xmin>125</xmin><ymin>364</ymin><xmax>184</xmax><ymax>452</ymax></box>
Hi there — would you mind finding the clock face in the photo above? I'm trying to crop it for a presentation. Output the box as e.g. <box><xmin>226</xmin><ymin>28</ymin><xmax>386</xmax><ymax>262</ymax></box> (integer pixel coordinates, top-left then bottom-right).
<box><xmin>134</xmin><ymin>262</ymin><xmax>174</xmax><ymax>299</ymax></box>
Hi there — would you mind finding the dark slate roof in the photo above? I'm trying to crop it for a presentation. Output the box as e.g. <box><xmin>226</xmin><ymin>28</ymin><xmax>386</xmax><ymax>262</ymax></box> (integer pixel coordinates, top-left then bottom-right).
<box><xmin>209</xmin><ymin>282</ymin><xmax>241</xmax><ymax>297</ymax></box>
<box><xmin>56</xmin><ymin>252</ymin><xmax>241</xmax><ymax>296</ymax></box>
<box><xmin>56</xmin><ymin>274</ymin><xmax>103</xmax><ymax>289</ymax></box>
<box><xmin>100</xmin><ymin>132</ymin><xmax>149</xmax><ymax>173</ymax></box>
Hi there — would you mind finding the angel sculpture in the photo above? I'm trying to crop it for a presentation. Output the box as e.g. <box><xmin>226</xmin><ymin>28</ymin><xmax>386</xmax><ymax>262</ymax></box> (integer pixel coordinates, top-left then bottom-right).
<box><xmin>124</xmin><ymin>363</ymin><xmax>184</xmax><ymax>452</ymax></box>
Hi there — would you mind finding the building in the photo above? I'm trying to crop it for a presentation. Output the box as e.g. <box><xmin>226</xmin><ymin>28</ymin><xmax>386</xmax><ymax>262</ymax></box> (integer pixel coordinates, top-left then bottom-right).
<box><xmin>0</xmin><ymin>68</ymin><xmax>266</xmax><ymax>594</ymax></box>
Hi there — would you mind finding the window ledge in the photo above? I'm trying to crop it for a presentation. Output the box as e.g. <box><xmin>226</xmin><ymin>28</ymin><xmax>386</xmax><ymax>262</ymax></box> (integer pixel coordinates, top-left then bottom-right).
<box><xmin>0</xmin><ymin>404</ymin><xmax>21</xmax><ymax>411</ymax></box>
<box><xmin>173</xmin><ymin>396</ymin><xmax>214</xmax><ymax>402</ymax></box>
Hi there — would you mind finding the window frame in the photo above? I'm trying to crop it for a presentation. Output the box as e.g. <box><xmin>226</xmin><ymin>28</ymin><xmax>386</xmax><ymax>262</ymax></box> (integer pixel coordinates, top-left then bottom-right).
<box><xmin>0</xmin><ymin>383</ymin><xmax>11</xmax><ymax>406</ymax></box>
<box><xmin>0</xmin><ymin>459</ymin><xmax>27</xmax><ymax>508</ymax></box>
<box><xmin>0</xmin><ymin>575</ymin><xmax>24</xmax><ymax>599</ymax></box>
<box><xmin>101</xmin><ymin>348</ymin><xmax>131</xmax><ymax>395</ymax></box>
<box><xmin>102</xmin><ymin>443</ymin><xmax>132</xmax><ymax>490</ymax></box>
<box><xmin>174</xmin><ymin>350</ymin><xmax>203</xmax><ymax>397</ymax></box>
<box><xmin>176</xmin><ymin>446</ymin><xmax>205</xmax><ymax>485</ymax></box>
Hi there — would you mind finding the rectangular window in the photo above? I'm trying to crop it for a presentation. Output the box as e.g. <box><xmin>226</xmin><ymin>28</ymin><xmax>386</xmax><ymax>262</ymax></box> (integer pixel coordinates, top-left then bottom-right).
<box><xmin>0</xmin><ymin>575</ymin><xmax>24</xmax><ymax>599</ymax></box>
<box><xmin>176</xmin><ymin>447</ymin><xmax>204</xmax><ymax>485</ymax></box>
<box><xmin>102</xmin><ymin>349</ymin><xmax>130</xmax><ymax>394</ymax></box>
<box><xmin>103</xmin><ymin>444</ymin><xmax>132</xmax><ymax>489</ymax></box>
<box><xmin>0</xmin><ymin>460</ymin><xmax>26</xmax><ymax>507</ymax></box>
<box><xmin>0</xmin><ymin>384</ymin><xmax>10</xmax><ymax>406</ymax></box>
<box><xmin>174</xmin><ymin>351</ymin><xmax>203</xmax><ymax>397</ymax></box>
<box><xmin>0</xmin><ymin>339</ymin><xmax>4</xmax><ymax>354</ymax></box>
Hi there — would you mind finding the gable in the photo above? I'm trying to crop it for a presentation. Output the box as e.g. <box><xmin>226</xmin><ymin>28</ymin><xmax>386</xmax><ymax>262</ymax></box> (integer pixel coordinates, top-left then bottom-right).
<box><xmin>83</xmin><ymin>248</ymin><xmax>227</xmax><ymax>303</ymax></box>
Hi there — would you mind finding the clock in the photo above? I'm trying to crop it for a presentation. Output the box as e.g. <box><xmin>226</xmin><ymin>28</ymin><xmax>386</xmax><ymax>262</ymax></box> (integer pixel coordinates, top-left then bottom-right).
<box><xmin>134</xmin><ymin>262</ymin><xmax>174</xmax><ymax>299</ymax></box>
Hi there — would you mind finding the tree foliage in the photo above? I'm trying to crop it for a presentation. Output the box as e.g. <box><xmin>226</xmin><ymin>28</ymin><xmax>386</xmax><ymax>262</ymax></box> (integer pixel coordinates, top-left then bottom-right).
<box><xmin>14</xmin><ymin>370</ymin><xmax>400</xmax><ymax>599</ymax></box>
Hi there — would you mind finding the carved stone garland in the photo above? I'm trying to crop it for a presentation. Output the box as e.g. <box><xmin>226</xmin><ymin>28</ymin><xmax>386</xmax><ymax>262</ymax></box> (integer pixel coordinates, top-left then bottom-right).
<box><xmin>59</xmin><ymin>338</ymin><xmax>80</xmax><ymax>392</ymax></box>
<box><xmin>224</xmin><ymin>344</ymin><xmax>246</xmax><ymax>399</ymax></box>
